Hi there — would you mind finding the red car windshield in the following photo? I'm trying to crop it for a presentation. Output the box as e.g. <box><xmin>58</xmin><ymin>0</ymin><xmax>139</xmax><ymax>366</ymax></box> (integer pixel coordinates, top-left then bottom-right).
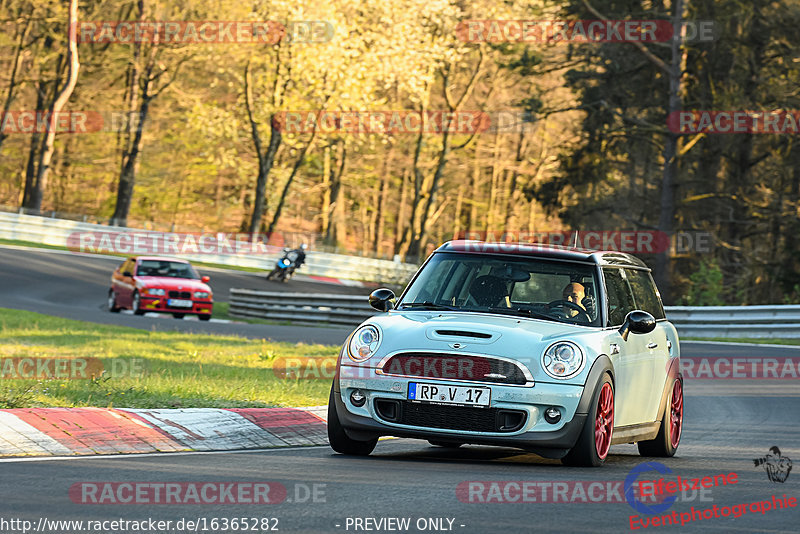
<box><xmin>135</xmin><ymin>260</ymin><xmax>199</xmax><ymax>280</ymax></box>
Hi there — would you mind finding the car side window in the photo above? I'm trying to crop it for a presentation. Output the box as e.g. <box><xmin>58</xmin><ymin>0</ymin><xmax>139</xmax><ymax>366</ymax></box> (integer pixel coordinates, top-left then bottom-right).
<box><xmin>603</xmin><ymin>268</ymin><xmax>635</xmax><ymax>326</ymax></box>
<box><xmin>624</xmin><ymin>269</ymin><xmax>666</xmax><ymax>320</ymax></box>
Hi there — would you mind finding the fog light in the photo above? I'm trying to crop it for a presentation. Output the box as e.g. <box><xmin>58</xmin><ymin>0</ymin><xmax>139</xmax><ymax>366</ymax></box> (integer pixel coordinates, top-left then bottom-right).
<box><xmin>544</xmin><ymin>407</ymin><xmax>561</xmax><ymax>424</ymax></box>
<box><xmin>350</xmin><ymin>389</ymin><xmax>366</xmax><ymax>407</ymax></box>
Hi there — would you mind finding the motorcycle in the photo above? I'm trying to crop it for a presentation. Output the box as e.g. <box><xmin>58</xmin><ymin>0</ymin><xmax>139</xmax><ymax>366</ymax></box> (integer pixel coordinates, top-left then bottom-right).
<box><xmin>265</xmin><ymin>249</ymin><xmax>297</xmax><ymax>282</ymax></box>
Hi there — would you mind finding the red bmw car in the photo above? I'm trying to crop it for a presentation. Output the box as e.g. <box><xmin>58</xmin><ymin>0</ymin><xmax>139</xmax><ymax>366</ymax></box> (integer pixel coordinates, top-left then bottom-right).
<box><xmin>108</xmin><ymin>256</ymin><xmax>213</xmax><ymax>320</ymax></box>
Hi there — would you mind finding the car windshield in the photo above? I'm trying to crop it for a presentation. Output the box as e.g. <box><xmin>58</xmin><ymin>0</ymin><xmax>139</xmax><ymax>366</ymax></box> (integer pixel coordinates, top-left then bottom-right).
<box><xmin>136</xmin><ymin>260</ymin><xmax>199</xmax><ymax>280</ymax></box>
<box><xmin>399</xmin><ymin>252</ymin><xmax>601</xmax><ymax>326</ymax></box>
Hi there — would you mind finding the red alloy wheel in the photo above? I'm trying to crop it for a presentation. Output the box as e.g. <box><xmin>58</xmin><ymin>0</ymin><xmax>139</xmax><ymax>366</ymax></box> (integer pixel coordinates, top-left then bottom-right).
<box><xmin>669</xmin><ymin>379</ymin><xmax>684</xmax><ymax>449</ymax></box>
<box><xmin>594</xmin><ymin>382</ymin><xmax>614</xmax><ymax>459</ymax></box>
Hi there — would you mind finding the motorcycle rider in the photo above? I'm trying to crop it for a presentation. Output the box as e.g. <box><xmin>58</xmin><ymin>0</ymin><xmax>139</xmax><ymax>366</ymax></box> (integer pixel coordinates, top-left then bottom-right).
<box><xmin>292</xmin><ymin>243</ymin><xmax>307</xmax><ymax>269</ymax></box>
<box><xmin>266</xmin><ymin>243</ymin><xmax>308</xmax><ymax>281</ymax></box>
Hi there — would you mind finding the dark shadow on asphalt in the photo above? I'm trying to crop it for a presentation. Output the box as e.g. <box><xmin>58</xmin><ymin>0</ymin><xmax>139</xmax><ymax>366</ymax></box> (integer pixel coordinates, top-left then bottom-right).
<box><xmin>326</xmin><ymin>443</ymin><xmax>647</xmax><ymax>469</ymax></box>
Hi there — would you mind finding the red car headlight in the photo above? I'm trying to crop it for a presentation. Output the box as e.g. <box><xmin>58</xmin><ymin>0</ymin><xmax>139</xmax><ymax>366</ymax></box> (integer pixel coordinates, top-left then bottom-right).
<box><xmin>193</xmin><ymin>291</ymin><xmax>211</xmax><ymax>299</ymax></box>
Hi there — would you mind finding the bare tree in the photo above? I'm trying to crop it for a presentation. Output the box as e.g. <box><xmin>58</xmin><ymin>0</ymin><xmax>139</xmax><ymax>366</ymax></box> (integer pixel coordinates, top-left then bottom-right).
<box><xmin>23</xmin><ymin>0</ymin><xmax>80</xmax><ymax>212</ymax></box>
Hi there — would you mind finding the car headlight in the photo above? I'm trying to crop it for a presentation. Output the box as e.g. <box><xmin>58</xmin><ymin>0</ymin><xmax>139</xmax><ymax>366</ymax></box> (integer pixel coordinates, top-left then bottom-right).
<box><xmin>542</xmin><ymin>341</ymin><xmax>584</xmax><ymax>379</ymax></box>
<box><xmin>194</xmin><ymin>291</ymin><xmax>210</xmax><ymax>299</ymax></box>
<box><xmin>144</xmin><ymin>288</ymin><xmax>165</xmax><ymax>296</ymax></box>
<box><xmin>348</xmin><ymin>325</ymin><xmax>380</xmax><ymax>362</ymax></box>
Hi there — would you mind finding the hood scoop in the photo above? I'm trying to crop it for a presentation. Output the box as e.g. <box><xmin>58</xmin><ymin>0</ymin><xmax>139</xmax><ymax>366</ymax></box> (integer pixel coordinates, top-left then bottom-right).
<box><xmin>434</xmin><ymin>329</ymin><xmax>492</xmax><ymax>339</ymax></box>
<box><xmin>426</xmin><ymin>328</ymin><xmax>499</xmax><ymax>344</ymax></box>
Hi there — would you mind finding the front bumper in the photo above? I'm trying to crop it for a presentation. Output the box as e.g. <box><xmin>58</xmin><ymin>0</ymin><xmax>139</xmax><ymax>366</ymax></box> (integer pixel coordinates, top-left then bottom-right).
<box><xmin>334</xmin><ymin>366</ymin><xmax>591</xmax><ymax>457</ymax></box>
<box><xmin>139</xmin><ymin>296</ymin><xmax>213</xmax><ymax>315</ymax></box>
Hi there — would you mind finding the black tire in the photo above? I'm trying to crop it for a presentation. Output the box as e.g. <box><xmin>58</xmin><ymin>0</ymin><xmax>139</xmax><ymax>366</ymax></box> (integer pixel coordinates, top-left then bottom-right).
<box><xmin>562</xmin><ymin>374</ymin><xmax>614</xmax><ymax>467</ymax></box>
<box><xmin>638</xmin><ymin>377</ymin><xmax>683</xmax><ymax>457</ymax></box>
<box><xmin>328</xmin><ymin>386</ymin><xmax>378</xmax><ymax>456</ymax></box>
<box><xmin>428</xmin><ymin>440</ymin><xmax>463</xmax><ymax>448</ymax></box>
<box><xmin>108</xmin><ymin>290</ymin><xmax>121</xmax><ymax>312</ymax></box>
<box><xmin>198</xmin><ymin>315</ymin><xmax>211</xmax><ymax>321</ymax></box>
<box><xmin>132</xmin><ymin>291</ymin><xmax>145</xmax><ymax>315</ymax></box>
<box><xmin>172</xmin><ymin>313</ymin><xmax>185</xmax><ymax>319</ymax></box>
<box><xmin>266</xmin><ymin>270</ymin><xmax>276</xmax><ymax>281</ymax></box>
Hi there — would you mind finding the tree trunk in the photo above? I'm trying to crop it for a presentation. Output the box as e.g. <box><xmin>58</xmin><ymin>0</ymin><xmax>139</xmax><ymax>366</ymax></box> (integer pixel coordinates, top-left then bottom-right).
<box><xmin>406</xmin><ymin>128</ymin><xmax>450</xmax><ymax>260</ymax></box>
<box><xmin>486</xmin><ymin>131</ymin><xmax>501</xmax><ymax>231</ymax></box>
<box><xmin>653</xmin><ymin>0</ymin><xmax>685</xmax><ymax>304</ymax></box>
<box><xmin>372</xmin><ymin>146</ymin><xmax>393</xmax><ymax>253</ymax></box>
<box><xmin>22</xmin><ymin>79</ymin><xmax>47</xmax><ymax>209</ymax></box>
<box><xmin>320</xmin><ymin>144</ymin><xmax>332</xmax><ymax>235</ymax></box>
<box><xmin>111</xmin><ymin>0</ymin><xmax>145</xmax><ymax>226</ymax></box>
<box><xmin>245</xmin><ymin>58</ymin><xmax>283</xmax><ymax>234</ymax></box>
<box><xmin>266</xmin><ymin>130</ymin><xmax>318</xmax><ymax>236</ymax></box>
<box><xmin>324</xmin><ymin>141</ymin><xmax>347</xmax><ymax>246</ymax></box>
<box><xmin>0</xmin><ymin>12</ymin><xmax>32</xmax><ymax>157</ymax></box>
<box><xmin>397</xmin><ymin>103</ymin><xmax>428</xmax><ymax>258</ymax></box>
<box><xmin>393</xmin><ymin>168</ymin><xmax>409</xmax><ymax>255</ymax></box>
<box><xmin>111</xmin><ymin>67</ymin><xmax>153</xmax><ymax>226</ymax></box>
<box><xmin>468</xmin><ymin>141</ymin><xmax>481</xmax><ymax>233</ymax></box>
<box><xmin>27</xmin><ymin>0</ymin><xmax>80</xmax><ymax>212</ymax></box>
<box><xmin>504</xmin><ymin>131</ymin><xmax>526</xmax><ymax>230</ymax></box>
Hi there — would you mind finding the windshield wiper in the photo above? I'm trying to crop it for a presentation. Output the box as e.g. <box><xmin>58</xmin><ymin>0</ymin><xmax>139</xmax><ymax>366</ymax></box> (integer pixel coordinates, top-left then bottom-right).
<box><xmin>485</xmin><ymin>307</ymin><xmax>557</xmax><ymax>321</ymax></box>
<box><xmin>399</xmin><ymin>302</ymin><xmax>459</xmax><ymax>311</ymax></box>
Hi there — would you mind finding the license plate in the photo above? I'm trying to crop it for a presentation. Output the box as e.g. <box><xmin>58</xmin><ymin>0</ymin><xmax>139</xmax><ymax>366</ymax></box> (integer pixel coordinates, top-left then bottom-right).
<box><xmin>167</xmin><ymin>299</ymin><xmax>193</xmax><ymax>308</ymax></box>
<box><xmin>408</xmin><ymin>382</ymin><xmax>490</xmax><ymax>407</ymax></box>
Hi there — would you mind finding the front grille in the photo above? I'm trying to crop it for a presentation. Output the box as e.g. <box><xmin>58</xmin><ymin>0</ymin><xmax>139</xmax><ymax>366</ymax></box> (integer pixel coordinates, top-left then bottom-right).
<box><xmin>374</xmin><ymin>399</ymin><xmax>526</xmax><ymax>433</ymax></box>
<box><xmin>381</xmin><ymin>353</ymin><xmax>528</xmax><ymax>385</ymax></box>
<box><xmin>168</xmin><ymin>290</ymin><xmax>191</xmax><ymax>299</ymax></box>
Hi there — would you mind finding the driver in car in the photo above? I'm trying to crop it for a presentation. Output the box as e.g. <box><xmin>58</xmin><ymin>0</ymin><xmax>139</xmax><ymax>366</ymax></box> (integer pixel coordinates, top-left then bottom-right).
<box><xmin>562</xmin><ymin>282</ymin><xmax>587</xmax><ymax>318</ymax></box>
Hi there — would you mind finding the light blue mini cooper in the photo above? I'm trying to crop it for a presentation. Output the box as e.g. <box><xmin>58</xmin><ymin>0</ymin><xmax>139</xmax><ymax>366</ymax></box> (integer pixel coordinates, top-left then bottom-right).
<box><xmin>328</xmin><ymin>242</ymin><xmax>684</xmax><ymax>466</ymax></box>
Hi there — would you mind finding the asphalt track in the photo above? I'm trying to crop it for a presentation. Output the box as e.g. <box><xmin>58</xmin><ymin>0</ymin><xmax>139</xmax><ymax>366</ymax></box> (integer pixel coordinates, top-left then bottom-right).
<box><xmin>0</xmin><ymin>245</ymin><xmax>358</xmax><ymax>343</ymax></box>
<box><xmin>1</xmin><ymin>244</ymin><xmax>799</xmax><ymax>533</ymax></box>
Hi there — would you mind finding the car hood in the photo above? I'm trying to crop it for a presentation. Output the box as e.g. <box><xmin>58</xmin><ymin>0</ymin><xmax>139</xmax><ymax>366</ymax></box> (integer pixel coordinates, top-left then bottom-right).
<box><xmin>135</xmin><ymin>276</ymin><xmax>211</xmax><ymax>292</ymax></box>
<box><xmin>361</xmin><ymin>310</ymin><xmax>604</xmax><ymax>382</ymax></box>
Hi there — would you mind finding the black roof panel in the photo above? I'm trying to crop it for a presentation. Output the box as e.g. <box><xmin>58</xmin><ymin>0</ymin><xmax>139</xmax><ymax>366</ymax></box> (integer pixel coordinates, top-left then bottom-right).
<box><xmin>435</xmin><ymin>241</ymin><xmax>649</xmax><ymax>269</ymax></box>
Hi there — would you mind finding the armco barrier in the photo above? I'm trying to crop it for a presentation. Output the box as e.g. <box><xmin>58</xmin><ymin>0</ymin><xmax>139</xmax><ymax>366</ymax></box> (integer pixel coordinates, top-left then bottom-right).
<box><xmin>229</xmin><ymin>289</ymin><xmax>377</xmax><ymax>326</ymax></box>
<box><xmin>0</xmin><ymin>211</ymin><xmax>418</xmax><ymax>285</ymax></box>
<box><xmin>228</xmin><ymin>290</ymin><xmax>800</xmax><ymax>338</ymax></box>
<box><xmin>665</xmin><ymin>305</ymin><xmax>800</xmax><ymax>339</ymax></box>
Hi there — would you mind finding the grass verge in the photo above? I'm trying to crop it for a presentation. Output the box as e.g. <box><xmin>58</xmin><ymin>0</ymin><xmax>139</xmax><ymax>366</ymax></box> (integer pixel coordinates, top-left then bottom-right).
<box><xmin>0</xmin><ymin>307</ymin><xmax>337</xmax><ymax>409</ymax></box>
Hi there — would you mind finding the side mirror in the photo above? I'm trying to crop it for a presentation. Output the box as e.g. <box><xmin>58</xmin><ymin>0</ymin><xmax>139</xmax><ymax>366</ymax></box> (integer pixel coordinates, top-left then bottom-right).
<box><xmin>122</xmin><ymin>271</ymin><xmax>132</xmax><ymax>277</ymax></box>
<box><xmin>201</xmin><ymin>275</ymin><xmax>210</xmax><ymax>283</ymax></box>
<box><xmin>369</xmin><ymin>288</ymin><xmax>396</xmax><ymax>312</ymax></box>
<box><xmin>619</xmin><ymin>310</ymin><xmax>656</xmax><ymax>341</ymax></box>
